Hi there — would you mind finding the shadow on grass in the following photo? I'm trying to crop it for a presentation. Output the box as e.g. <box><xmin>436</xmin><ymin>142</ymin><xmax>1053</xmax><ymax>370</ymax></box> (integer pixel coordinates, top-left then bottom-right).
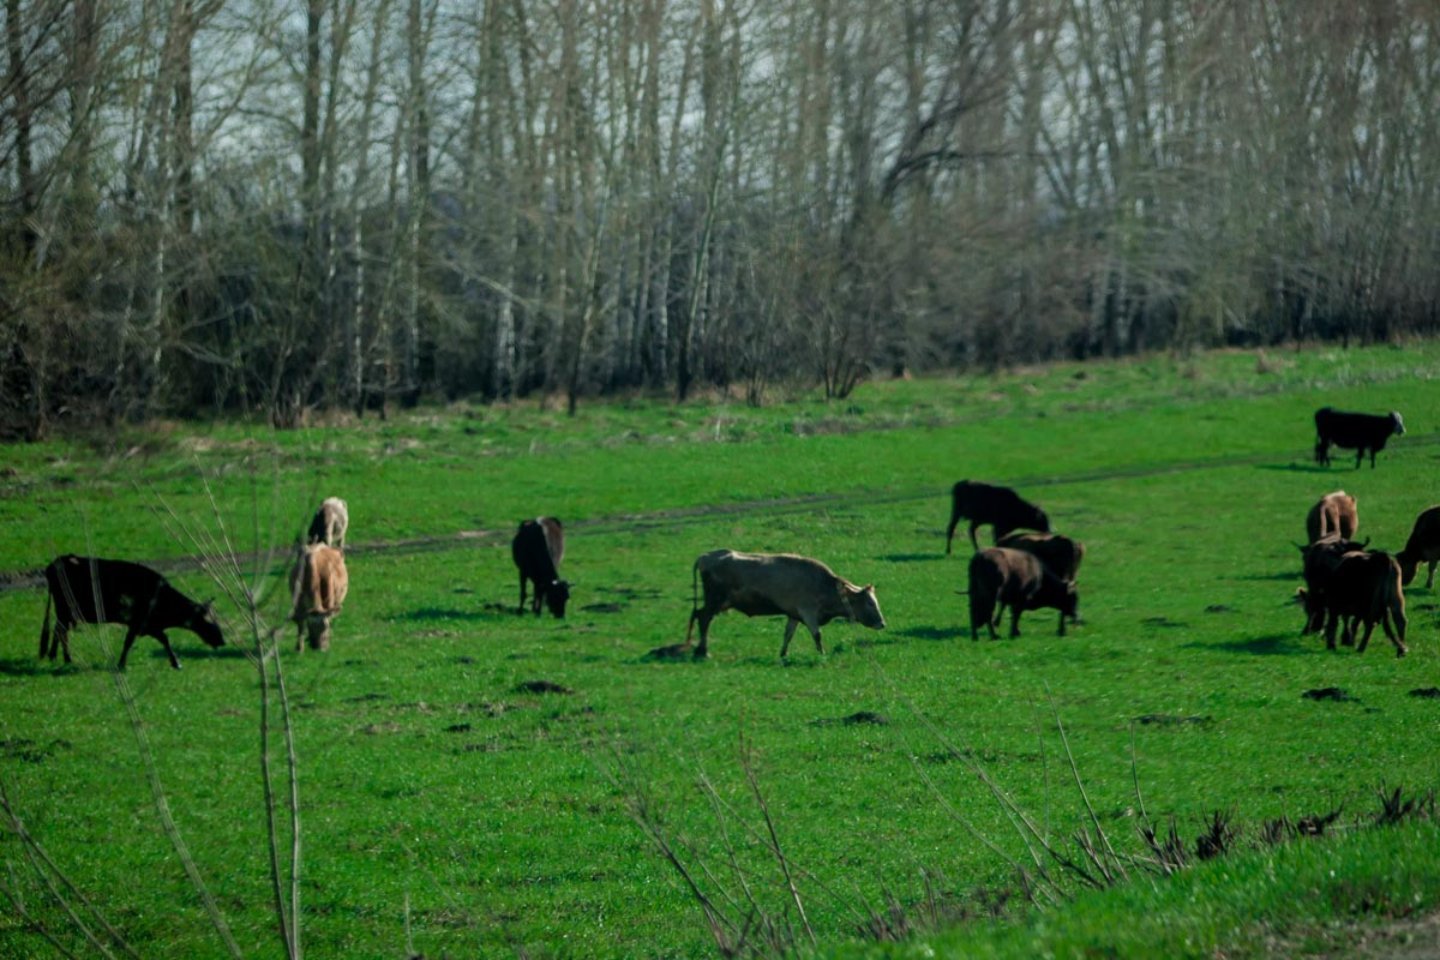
<box><xmin>386</xmin><ymin>605</ymin><xmax>511</xmax><ymax>624</ymax></box>
<box><xmin>1232</xmin><ymin>571</ymin><xmax>1304</xmax><ymax>582</ymax></box>
<box><xmin>1255</xmin><ymin>463</ymin><xmax>1345</xmax><ymax>474</ymax></box>
<box><xmin>895</xmin><ymin>624</ymin><xmax>954</xmax><ymax>642</ymax></box>
<box><xmin>0</xmin><ymin>657</ymin><xmax>54</xmax><ymax>677</ymax></box>
<box><xmin>148</xmin><ymin>645</ymin><xmax>250</xmax><ymax>663</ymax></box>
<box><xmin>880</xmin><ymin>553</ymin><xmax>944</xmax><ymax>564</ymax></box>
<box><xmin>1186</xmin><ymin>632</ymin><xmax>1305</xmax><ymax>656</ymax></box>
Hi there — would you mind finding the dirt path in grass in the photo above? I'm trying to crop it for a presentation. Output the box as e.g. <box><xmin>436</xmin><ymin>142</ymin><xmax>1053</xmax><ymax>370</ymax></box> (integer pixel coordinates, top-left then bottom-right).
<box><xmin>4</xmin><ymin>434</ymin><xmax>1438</xmax><ymax>594</ymax></box>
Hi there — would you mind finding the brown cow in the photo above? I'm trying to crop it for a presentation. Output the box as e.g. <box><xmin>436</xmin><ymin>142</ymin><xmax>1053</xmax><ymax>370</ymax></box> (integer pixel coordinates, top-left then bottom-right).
<box><xmin>290</xmin><ymin>543</ymin><xmax>349</xmax><ymax>651</ymax></box>
<box><xmin>686</xmin><ymin>550</ymin><xmax>885</xmax><ymax>659</ymax></box>
<box><xmin>995</xmin><ymin>532</ymin><xmax>1086</xmax><ymax>583</ymax></box>
<box><xmin>968</xmin><ymin>547</ymin><xmax>1078</xmax><ymax>641</ymax></box>
<box><xmin>1396</xmin><ymin>505</ymin><xmax>1440</xmax><ymax>588</ymax></box>
<box><xmin>1305</xmin><ymin>491</ymin><xmax>1358</xmax><ymax>544</ymax></box>
<box><xmin>945</xmin><ymin>481</ymin><xmax>1050</xmax><ymax>554</ymax></box>
<box><xmin>1297</xmin><ymin>550</ymin><xmax>1406</xmax><ymax>656</ymax></box>
<box><xmin>308</xmin><ymin>497</ymin><xmax>349</xmax><ymax>550</ymax></box>
<box><xmin>1297</xmin><ymin>535</ymin><xmax>1370</xmax><ymax>645</ymax></box>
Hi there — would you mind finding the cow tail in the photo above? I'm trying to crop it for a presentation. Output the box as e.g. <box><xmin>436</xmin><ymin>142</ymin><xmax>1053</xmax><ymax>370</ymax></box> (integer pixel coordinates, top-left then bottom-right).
<box><xmin>39</xmin><ymin>588</ymin><xmax>52</xmax><ymax>657</ymax></box>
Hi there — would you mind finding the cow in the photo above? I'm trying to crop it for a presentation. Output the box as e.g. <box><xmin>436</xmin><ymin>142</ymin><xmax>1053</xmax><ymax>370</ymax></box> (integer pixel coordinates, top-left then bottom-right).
<box><xmin>1305</xmin><ymin>491</ymin><xmax>1358</xmax><ymax>544</ymax></box>
<box><xmin>1314</xmin><ymin>407</ymin><xmax>1405</xmax><ymax>468</ymax></box>
<box><xmin>1296</xmin><ymin>550</ymin><xmax>1407</xmax><ymax>656</ymax></box>
<box><xmin>967</xmin><ymin>547</ymin><xmax>1078</xmax><ymax>641</ymax></box>
<box><xmin>308</xmin><ymin>496</ymin><xmax>349</xmax><ymax>550</ymax></box>
<box><xmin>945</xmin><ymin>481</ymin><xmax>1051</xmax><ymax>554</ymax></box>
<box><xmin>511</xmin><ymin>517</ymin><xmax>569</xmax><ymax>618</ymax></box>
<box><xmin>38</xmin><ymin>555</ymin><xmax>223</xmax><ymax>670</ymax></box>
<box><xmin>1297</xmin><ymin>535</ymin><xmax>1371</xmax><ymax>644</ymax></box>
<box><xmin>290</xmin><ymin>543</ymin><xmax>348</xmax><ymax>651</ymax></box>
<box><xmin>995</xmin><ymin>531</ymin><xmax>1086</xmax><ymax>583</ymax></box>
<box><xmin>1396</xmin><ymin>506</ymin><xmax>1440</xmax><ymax>589</ymax></box>
<box><xmin>685</xmin><ymin>550</ymin><xmax>885</xmax><ymax>659</ymax></box>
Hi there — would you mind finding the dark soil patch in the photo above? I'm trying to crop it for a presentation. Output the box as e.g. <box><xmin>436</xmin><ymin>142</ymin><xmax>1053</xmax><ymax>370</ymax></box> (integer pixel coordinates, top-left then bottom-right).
<box><xmin>0</xmin><ymin>738</ymin><xmax>71</xmax><ymax>763</ymax></box>
<box><xmin>1409</xmin><ymin>688</ymin><xmax>1440</xmax><ymax>699</ymax></box>
<box><xmin>1134</xmin><ymin>713</ymin><xmax>1214</xmax><ymax>727</ymax></box>
<box><xmin>642</xmin><ymin>642</ymin><xmax>695</xmax><ymax>662</ymax></box>
<box><xmin>812</xmin><ymin>710</ymin><xmax>889</xmax><ymax>727</ymax></box>
<box><xmin>1302</xmin><ymin>687</ymin><xmax>1357</xmax><ymax>702</ymax></box>
<box><xmin>343</xmin><ymin>692</ymin><xmax>387</xmax><ymax>703</ymax></box>
<box><xmin>444</xmin><ymin>723</ymin><xmax>472</xmax><ymax>734</ymax></box>
<box><xmin>454</xmin><ymin>656</ymin><xmax>477</xmax><ymax>665</ymax></box>
<box><xmin>1204</xmin><ymin>604</ymin><xmax>1236</xmax><ymax>614</ymax></box>
<box><xmin>581</xmin><ymin>602</ymin><xmax>624</xmax><ymax>614</ymax></box>
<box><xmin>1142</xmin><ymin>616</ymin><xmax>1187</xmax><ymax>628</ymax></box>
<box><xmin>514</xmin><ymin>679</ymin><xmax>573</xmax><ymax>695</ymax></box>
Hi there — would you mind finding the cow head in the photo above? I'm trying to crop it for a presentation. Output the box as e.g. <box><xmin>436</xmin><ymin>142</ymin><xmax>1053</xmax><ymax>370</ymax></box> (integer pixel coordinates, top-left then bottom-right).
<box><xmin>192</xmin><ymin>600</ymin><xmax>225</xmax><ymax>648</ymax></box>
<box><xmin>845</xmin><ymin>584</ymin><xmax>886</xmax><ymax>630</ymax></box>
<box><xmin>1059</xmin><ymin>581</ymin><xmax>1080</xmax><ymax>623</ymax></box>
<box><xmin>1033</xmin><ymin>507</ymin><xmax>1052</xmax><ymax>534</ymax></box>
<box><xmin>545</xmin><ymin>579</ymin><xmax>571</xmax><ymax>619</ymax></box>
<box><xmin>1391</xmin><ymin>411</ymin><xmax>1406</xmax><ymax>436</ymax></box>
<box><xmin>1396</xmin><ymin>550</ymin><xmax>1419</xmax><ymax>587</ymax></box>
<box><xmin>1293</xmin><ymin>587</ymin><xmax>1326</xmax><ymax>635</ymax></box>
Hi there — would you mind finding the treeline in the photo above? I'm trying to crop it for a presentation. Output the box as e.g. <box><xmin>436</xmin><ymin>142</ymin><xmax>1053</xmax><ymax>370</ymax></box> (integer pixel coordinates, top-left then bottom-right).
<box><xmin>2</xmin><ymin>0</ymin><xmax>1438</xmax><ymax>437</ymax></box>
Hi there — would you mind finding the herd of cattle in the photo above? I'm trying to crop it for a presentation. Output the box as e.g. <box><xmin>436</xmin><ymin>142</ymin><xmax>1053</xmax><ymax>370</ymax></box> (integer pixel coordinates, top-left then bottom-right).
<box><xmin>27</xmin><ymin>405</ymin><xmax>1431</xmax><ymax>668</ymax></box>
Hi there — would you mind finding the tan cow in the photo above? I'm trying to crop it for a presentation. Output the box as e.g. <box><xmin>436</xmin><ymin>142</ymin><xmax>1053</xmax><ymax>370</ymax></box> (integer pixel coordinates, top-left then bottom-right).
<box><xmin>1296</xmin><ymin>549</ymin><xmax>1406</xmax><ymax>656</ymax></box>
<box><xmin>995</xmin><ymin>532</ymin><xmax>1086</xmax><ymax>583</ymax></box>
<box><xmin>308</xmin><ymin>497</ymin><xmax>349</xmax><ymax>550</ymax></box>
<box><xmin>686</xmin><ymin>550</ymin><xmax>885</xmax><ymax>659</ymax></box>
<box><xmin>290</xmin><ymin>543</ymin><xmax>349</xmax><ymax>651</ymax></box>
<box><xmin>1305</xmin><ymin>491</ymin><xmax>1358</xmax><ymax>544</ymax></box>
<box><xmin>1396</xmin><ymin>505</ymin><xmax>1440</xmax><ymax>588</ymax></box>
<box><xmin>968</xmin><ymin>547</ymin><xmax>1078</xmax><ymax>641</ymax></box>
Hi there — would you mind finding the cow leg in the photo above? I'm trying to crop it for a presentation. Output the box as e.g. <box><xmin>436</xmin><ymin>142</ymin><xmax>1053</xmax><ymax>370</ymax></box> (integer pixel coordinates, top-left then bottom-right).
<box><xmin>1057</xmin><ymin>610</ymin><xmax>1067</xmax><ymax>637</ymax></box>
<box><xmin>1356</xmin><ymin>618</ymin><xmax>1376</xmax><ymax>653</ymax></box>
<box><xmin>51</xmin><ymin>623</ymin><xmax>70</xmax><ymax>663</ymax></box>
<box><xmin>118</xmin><ymin>629</ymin><xmax>140</xmax><ymax>671</ymax></box>
<box><xmin>517</xmin><ymin>572</ymin><xmax>528</xmax><ymax>615</ymax></box>
<box><xmin>1427</xmin><ymin>561</ymin><xmax>1436</xmax><ymax>590</ymax></box>
<box><xmin>692</xmin><ymin>610</ymin><xmax>715</xmax><ymax>659</ymax></box>
<box><xmin>968</xmin><ymin>522</ymin><xmax>981</xmax><ymax>552</ymax></box>
<box><xmin>802</xmin><ymin>612</ymin><xmax>824</xmax><ymax>654</ymax></box>
<box><xmin>1008</xmin><ymin>607</ymin><xmax>1023</xmax><ymax>638</ymax></box>
<box><xmin>780</xmin><ymin>618</ymin><xmax>800</xmax><ymax>658</ymax></box>
<box><xmin>155</xmin><ymin>631</ymin><xmax>181</xmax><ymax>670</ymax></box>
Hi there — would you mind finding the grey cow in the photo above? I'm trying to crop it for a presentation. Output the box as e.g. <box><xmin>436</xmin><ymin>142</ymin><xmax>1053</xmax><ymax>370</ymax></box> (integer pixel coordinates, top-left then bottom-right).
<box><xmin>686</xmin><ymin>550</ymin><xmax>885</xmax><ymax>659</ymax></box>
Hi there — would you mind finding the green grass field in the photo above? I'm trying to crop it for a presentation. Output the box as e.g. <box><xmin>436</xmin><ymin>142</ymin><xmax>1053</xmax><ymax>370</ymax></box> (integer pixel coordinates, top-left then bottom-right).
<box><xmin>3</xmin><ymin>343</ymin><xmax>1440</xmax><ymax>959</ymax></box>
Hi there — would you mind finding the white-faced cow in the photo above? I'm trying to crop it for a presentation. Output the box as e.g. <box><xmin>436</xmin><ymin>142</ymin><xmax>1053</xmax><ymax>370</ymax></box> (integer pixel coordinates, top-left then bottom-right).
<box><xmin>1396</xmin><ymin>505</ymin><xmax>1440</xmax><ymax>589</ymax></box>
<box><xmin>967</xmin><ymin>547</ymin><xmax>1078</xmax><ymax>641</ymax></box>
<box><xmin>1314</xmin><ymin>407</ymin><xmax>1404</xmax><ymax>468</ymax></box>
<box><xmin>39</xmin><ymin>555</ymin><xmax>224</xmax><ymax>670</ymax></box>
<box><xmin>1296</xmin><ymin>549</ymin><xmax>1406</xmax><ymax>656</ymax></box>
<box><xmin>290</xmin><ymin>543</ymin><xmax>349</xmax><ymax>651</ymax></box>
<box><xmin>945</xmin><ymin>481</ymin><xmax>1050</xmax><ymax>554</ymax></box>
<box><xmin>308</xmin><ymin>496</ymin><xmax>349</xmax><ymax>550</ymax></box>
<box><xmin>686</xmin><ymin>550</ymin><xmax>885</xmax><ymax>659</ymax></box>
<box><xmin>995</xmin><ymin>531</ymin><xmax>1086</xmax><ymax>583</ymax></box>
<box><xmin>511</xmin><ymin>517</ymin><xmax>569</xmax><ymax>618</ymax></box>
<box><xmin>1305</xmin><ymin>491</ymin><xmax>1358</xmax><ymax>544</ymax></box>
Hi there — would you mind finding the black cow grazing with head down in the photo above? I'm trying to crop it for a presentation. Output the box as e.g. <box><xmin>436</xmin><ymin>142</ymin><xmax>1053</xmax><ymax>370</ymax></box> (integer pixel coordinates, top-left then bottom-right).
<box><xmin>39</xmin><ymin>555</ymin><xmax>224</xmax><ymax>670</ymax></box>
<box><xmin>512</xmin><ymin>517</ymin><xmax>569</xmax><ymax>618</ymax></box>
<box><xmin>1314</xmin><ymin>407</ymin><xmax>1404</xmax><ymax>468</ymax></box>
<box><xmin>995</xmin><ymin>531</ymin><xmax>1086</xmax><ymax>584</ymax></box>
<box><xmin>1296</xmin><ymin>549</ymin><xmax>1407</xmax><ymax>656</ymax></box>
<box><xmin>308</xmin><ymin>496</ymin><xmax>349</xmax><ymax>550</ymax></box>
<box><xmin>967</xmin><ymin>547</ymin><xmax>1078</xmax><ymax>641</ymax></box>
<box><xmin>1396</xmin><ymin>505</ymin><xmax>1440</xmax><ymax>589</ymax></box>
<box><xmin>945</xmin><ymin>481</ymin><xmax>1050</xmax><ymax>554</ymax></box>
<box><xmin>1306</xmin><ymin>490</ymin><xmax>1358</xmax><ymax>544</ymax></box>
<box><xmin>686</xmin><ymin>550</ymin><xmax>885</xmax><ymax>659</ymax></box>
<box><xmin>1297</xmin><ymin>535</ymin><xmax>1370</xmax><ymax>646</ymax></box>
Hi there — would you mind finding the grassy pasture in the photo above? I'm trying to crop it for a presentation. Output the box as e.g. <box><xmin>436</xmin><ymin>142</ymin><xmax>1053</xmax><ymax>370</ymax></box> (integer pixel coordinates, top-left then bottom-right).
<box><xmin>2</xmin><ymin>344</ymin><xmax>1440</xmax><ymax>958</ymax></box>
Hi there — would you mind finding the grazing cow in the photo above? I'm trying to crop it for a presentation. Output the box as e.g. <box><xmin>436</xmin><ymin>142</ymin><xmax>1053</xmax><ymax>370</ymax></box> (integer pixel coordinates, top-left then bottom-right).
<box><xmin>1314</xmin><ymin>407</ymin><xmax>1405</xmax><ymax>468</ymax></box>
<box><xmin>967</xmin><ymin>547</ymin><xmax>1078</xmax><ymax>641</ymax></box>
<box><xmin>290</xmin><ymin>544</ymin><xmax>348</xmax><ymax>651</ymax></box>
<box><xmin>1396</xmin><ymin>505</ymin><xmax>1440</xmax><ymax>588</ymax></box>
<box><xmin>308</xmin><ymin>496</ymin><xmax>349</xmax><ymax>550</ymax></box>
<box><xmin>995</xmin><ymin>531</ymin><xmax>1086</xmax><ymax>583</ymax></box>
<box><xmin>38</xmin><ymin>555</ymin><xmax>223</xmax><ymax>670</ymax></box>
<box><xmin>511</xmin><ymin>517</ymin><xmax>569</xmax><ymax>618</ymax></box>
<box><xmin>1296</xmin><ymin>550</ymin><xmax>1406</xmax><ymax>656</ymax></box>
<box><xmin>1305</xmin><ymin>491</ymin><xmax>1358</xmax><ymax>543</ymax></box>
<box><xmin>1297</xmin><ymin>535</ymin><xmax>1371</xmax><ymax>644</ymax></box>
<box><xmin>686</xmin><ymin>550</ymin><xmax>885</xmax><ymax>658</ymax></box>
<box><xmin>945</xmin><ymin>481</ymin><xmax>1050</xmax><ymax>554</ymax></box>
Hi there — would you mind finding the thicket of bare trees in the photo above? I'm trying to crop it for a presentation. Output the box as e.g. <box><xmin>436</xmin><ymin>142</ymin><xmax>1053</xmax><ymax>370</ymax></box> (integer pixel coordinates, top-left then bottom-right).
<box><xmin>3</xmin><ymin>0</ymin><xmax>1438</xmax><ymax>436</ymax></box>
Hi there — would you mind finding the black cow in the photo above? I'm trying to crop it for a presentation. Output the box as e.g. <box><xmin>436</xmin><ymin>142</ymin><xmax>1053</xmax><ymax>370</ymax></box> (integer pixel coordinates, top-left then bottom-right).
<box><xmin>1314</xmin><ymin>407</ymin><xmax>1405</xmax><ymax>468</ymax></box>
<box><xmin>967</xmin><ymin>547</ymin><xmax>1078</xmax><ymax>640</ymax></box>
<box><xmin>945</xmin><ymin>480</ymin><xmax>1050</xmax><ymax>554</ymax></box>
<box><xmin>39</xmin><ymin>555</ymin><xmax>224</xmax><ymax>670</ymax></box>
<box><xmin>511</xmin><ymin>517</ymin><xmax>570</xmax><ymax>618</ymax></box>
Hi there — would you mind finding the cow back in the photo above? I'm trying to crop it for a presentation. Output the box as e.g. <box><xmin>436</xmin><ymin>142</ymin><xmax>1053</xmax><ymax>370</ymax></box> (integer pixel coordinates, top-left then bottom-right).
<box><xmin>996</xmin><ymin>532</ymin><xmax>1085</xmax><ymax>582</ymax></box>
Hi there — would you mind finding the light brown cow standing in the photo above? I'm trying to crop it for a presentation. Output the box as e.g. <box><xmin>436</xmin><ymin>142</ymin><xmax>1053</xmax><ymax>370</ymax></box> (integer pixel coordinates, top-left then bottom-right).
<box><xmin>1305</xmin><ymin>491</ymin><xmax>1358</xmax><ymax>544</ymax></box>
<box><xmin>686</xmin><ymin>550</ymin><xmax>885</xmax><ymax>659</ymax></box>
<box><xmin>290</xmin><ymin>543</ymin><xmax>349</xmax><ymax>651</ymax></box>
<box><xmin>1396</xmin><ymin>505</ymin><xmax>1440</xmax><ymax>588</ymax></box>
<box><xmin>308</xmin><ymin>497</ymin><xmax>349</xmax><ymax>550</ymax></box>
